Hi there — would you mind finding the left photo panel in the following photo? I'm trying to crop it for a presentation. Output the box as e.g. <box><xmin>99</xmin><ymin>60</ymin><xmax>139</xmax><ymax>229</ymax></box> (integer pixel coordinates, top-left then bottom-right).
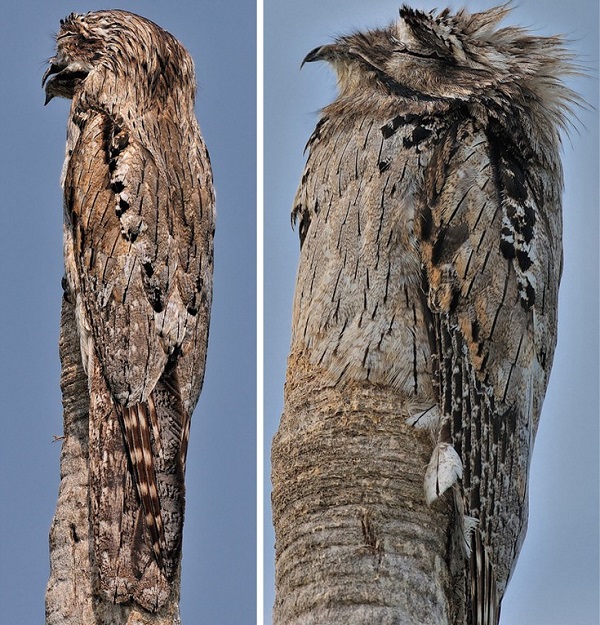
<box><xmin>0</xmin><ymin>2</ymin><xmax>256</xmax><ymax>624</ymax></box>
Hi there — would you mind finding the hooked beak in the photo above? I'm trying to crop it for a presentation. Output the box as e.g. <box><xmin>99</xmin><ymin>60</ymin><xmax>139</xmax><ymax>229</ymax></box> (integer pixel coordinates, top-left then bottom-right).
<box><xmin>42</xmin><ymin>60</ymin><xmax>64</xmax><ymax>105</ymax></box>
<box><xmin>301</xmin><ymin>44</ymin><xmax>339</xmax><ymax>68</ymax></box>
<box><xmin>42</xmin><ymin>61</ymin><xmax>62</xmax><ymax>87</ymax></box>
<box><xmin>42</xmin><ymin>56</ymin><xmax>90</xmax><ymax>105</ymax></box>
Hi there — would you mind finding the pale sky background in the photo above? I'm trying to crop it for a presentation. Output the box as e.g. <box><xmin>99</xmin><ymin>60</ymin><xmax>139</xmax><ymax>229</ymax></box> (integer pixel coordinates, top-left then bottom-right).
<box><xmin>264</xmin><ymin>1</ymin><xmax>599</xmax><ymax>624</ymax></box>
<box><xmin>0</xmin><ymin>2</ymin><xmax>255</xmax><ymax>624</ymax></box>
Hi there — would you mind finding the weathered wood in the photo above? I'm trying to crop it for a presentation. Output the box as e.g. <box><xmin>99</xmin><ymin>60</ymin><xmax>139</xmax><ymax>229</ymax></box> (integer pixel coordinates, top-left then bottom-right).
<box><xmin>45</xmin><ymin>298</ymin><xmax>182</xmax><ymax>625</ymax></box>
<box><xmin>272</xmin><ymin>354</ymin><xmax>459</xmax><ymax>625</ymax></box>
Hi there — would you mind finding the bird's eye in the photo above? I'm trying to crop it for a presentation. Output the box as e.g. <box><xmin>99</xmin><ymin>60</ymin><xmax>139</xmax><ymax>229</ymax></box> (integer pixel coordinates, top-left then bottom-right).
<box><xmin>397</xmin><ymin>48</ymin><xmax>446</xmax><ymax>62</ymax></box>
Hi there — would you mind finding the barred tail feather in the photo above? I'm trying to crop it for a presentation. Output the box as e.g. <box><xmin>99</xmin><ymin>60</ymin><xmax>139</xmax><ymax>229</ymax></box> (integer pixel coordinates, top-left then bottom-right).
<box><xmin>470</xmin><ymin>529</ymin><xmax>500</xmax><ymax>625</ymax></box>
<box><xmin>88</xmin><ymin>356</ymin><xmax>170</xmax><ymax>611</ymax></box>
<box><xmin>120</xmin><ymin>402</ymin><xmax>166</xmax><ymax>568</ymax></box>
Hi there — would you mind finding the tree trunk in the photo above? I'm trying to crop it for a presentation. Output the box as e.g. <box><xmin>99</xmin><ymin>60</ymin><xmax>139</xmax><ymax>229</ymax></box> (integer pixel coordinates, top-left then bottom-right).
<box><xmin>45</xmin><ymin>296</ymin><xmax>181</xmax><ymax>625</ymax></box>
<box><xmin>272</xmin><ymin>353</ymin><xmax>463</xmax><ymax>625</ymax></box>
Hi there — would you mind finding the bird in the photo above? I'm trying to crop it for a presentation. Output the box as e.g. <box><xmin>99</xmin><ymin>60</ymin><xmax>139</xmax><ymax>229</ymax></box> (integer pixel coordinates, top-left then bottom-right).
<box><xmin>44</xmin><ymin>10</ymin><xmax>215</xmax><ymax>611</ymax></box>
<box><xmin>290</xmin><ymin>5</ymin><xmax>576</xmax><ymax>623</ymax></box>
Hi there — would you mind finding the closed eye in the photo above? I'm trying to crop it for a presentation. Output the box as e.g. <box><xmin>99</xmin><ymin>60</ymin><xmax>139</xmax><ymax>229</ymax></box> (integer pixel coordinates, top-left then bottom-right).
<box><xmin>395</xmin><ymin>48</ymin><xmax>446</xmax><ymax>61</ymax></box>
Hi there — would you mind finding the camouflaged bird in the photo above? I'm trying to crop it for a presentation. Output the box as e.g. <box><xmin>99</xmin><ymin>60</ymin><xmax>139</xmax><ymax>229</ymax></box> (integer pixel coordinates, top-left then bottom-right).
<box><xmin>291</xmin><ymin>5</ymin><xmax>576</xmax><ymax>623</ymax></box>
<box><xmin>44</xmin><ymin>10</ymin><xmax>214</xmax><ymax>611</ymax></box>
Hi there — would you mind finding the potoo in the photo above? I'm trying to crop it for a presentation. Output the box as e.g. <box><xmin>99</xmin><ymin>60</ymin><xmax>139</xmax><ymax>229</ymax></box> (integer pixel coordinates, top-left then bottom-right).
<box><xmin>44</xmin><ymin>10</ymin><xmax>214</xmax><ymax>611</ymax></box>
<box><xmin>290</xmin><ymin>5</ymin><xmax>575</xmax><ymax>623</ymax></box>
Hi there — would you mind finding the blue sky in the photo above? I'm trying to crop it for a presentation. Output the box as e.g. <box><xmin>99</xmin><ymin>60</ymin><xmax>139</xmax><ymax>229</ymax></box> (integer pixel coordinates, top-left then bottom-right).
<box><xmin>0</xmin><ymin>2</ymin><xmax>255</xmax><ymax>624</ymax></box>
<box><xmin>264</xmin><ymin>1</ymin><xmax>599</xmax><ymax>624</ymax></box>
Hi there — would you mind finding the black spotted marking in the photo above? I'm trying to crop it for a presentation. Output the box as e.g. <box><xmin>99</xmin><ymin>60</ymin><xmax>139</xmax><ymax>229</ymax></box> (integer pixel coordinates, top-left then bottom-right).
<box><xmin>381</xmin><ymin>113</ymin><xmax>429</xmax><ymax>139</ymax></box>
<box><xmin>500</xmin><ymin>159</ymin><xmax>527</xmax><ymax>202</ymax></box>
<box><xmin>403</xmin><ymin>124</ymin><xmax>433</xmax><ymax>149</ymax></box>
<box><xmin>521</xmin><ymin>203</ymin><xmax>536</xmax><ymax>243</ymax></box>
<box><xmin>142</xmin><ymin>261</ymin><xmax>154</xmax><ymax>277</ymax></box>
<box><xmin>116</xmin><ymin>197</ymin><xmax>129</xmax><ymax>217</ymax></box>
<box><xmin>148</xmin><ymin>285</ymin><xmax>164</xmax><ymax>313</ymax></box>
<box><xmin>516</xmin><ymin>249</ymin><xmax>532</xmax><ymax>271</ymax></box>
<box><xmin>521</xmin><ymin>281</ymin><xmax>535</xmax><ymax>308</ymax></box>
<box><xmin>111</xmin><ymin>180</ymin><xmax>125</xmax><ymax>194</ymax></box>
<box><xmin>378</xmin><ymin>159</ymin><xmax>391</xmax><ymax>173</ymax></box>
<box><xmin>126</xmin><ymin>226</ymin><xmax>139</xmax><ymax>243</ymax></box>
<box><xmin>381</xmin><ymin>113</ymin><xmax>436</xmax><ymax>151</ymax></box>
<box><xmin>113</xmin><ymin>132</ymin><xmax>129</xmax><ymax>151</ymax></box>
<box><xmin>107</xmin><ymin>121</ymin><xmax>129</xmax><ymax>174</ymax></box>
<box><xmin>381</xmin><ymin>116</ymin><xmax>403</xmax><ymax>139</ymax></box>
<box><xmin>489</xmin><ymin>128</ymin><xmax>538</xmax><ymax>310</ymax></box>
<box><xmin>499</xmin><ymin>237</ymin><xmax>515</xmax><ymax>260</ymax></box>
<box><xmin>70</xmin><ymin>523</ymin><xmax>79</xmax><ymax>543</ymax></box>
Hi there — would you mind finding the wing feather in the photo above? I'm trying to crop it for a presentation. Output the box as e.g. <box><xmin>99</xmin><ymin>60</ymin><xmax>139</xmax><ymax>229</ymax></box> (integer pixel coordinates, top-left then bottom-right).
<box><xmin>64</xmin><ymin>100</ymin><xmax>213</xmax><ymax>594</ymax></box>
<box><xmin>419</xmin><ymin>117</ymin><xmax>561</xmax><ymax>614</ymax></box>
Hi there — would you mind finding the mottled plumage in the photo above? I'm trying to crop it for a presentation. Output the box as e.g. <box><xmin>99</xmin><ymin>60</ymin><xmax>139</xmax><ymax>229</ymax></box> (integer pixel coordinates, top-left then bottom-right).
<box><xmin>292</xmin><ymin>5</ymin><xmax>575</xmax><ymax>623</ymax></box>
<box><xmin>44</xmin><ymin>10</ymin><xmax>214</xmax><ymax>611</ymax></box>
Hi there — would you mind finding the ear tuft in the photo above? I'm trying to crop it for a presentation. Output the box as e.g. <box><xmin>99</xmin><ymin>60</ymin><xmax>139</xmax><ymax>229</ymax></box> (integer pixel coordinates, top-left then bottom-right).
<box><xmin>399</xmin><ymin>6</ymin><xmax>464</xmax><ymax>63</ymax></box>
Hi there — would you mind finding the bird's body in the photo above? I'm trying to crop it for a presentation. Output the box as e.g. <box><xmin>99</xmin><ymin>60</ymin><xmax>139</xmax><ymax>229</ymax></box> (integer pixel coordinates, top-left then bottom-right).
<box><xmin>292</xmin><ymin>6</ymin><xmax>575</xmax><ymax>623</ymax></box>
<box><xmin>45</xmin><ymin>10</ymin><xmax>214</xmax><ymax>611</ymax></box>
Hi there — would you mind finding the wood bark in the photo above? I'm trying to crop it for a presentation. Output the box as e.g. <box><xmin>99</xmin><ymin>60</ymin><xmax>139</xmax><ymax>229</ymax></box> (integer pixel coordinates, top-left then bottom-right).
<box><xmin>272</xmin><ymin>353</ymin><xmax>463</xmax><ymax>625</ymax></box>
<box><xmin>45</xmin><ymin>296</ymin><xmax>182</xmax><ymax>625</ymax></box>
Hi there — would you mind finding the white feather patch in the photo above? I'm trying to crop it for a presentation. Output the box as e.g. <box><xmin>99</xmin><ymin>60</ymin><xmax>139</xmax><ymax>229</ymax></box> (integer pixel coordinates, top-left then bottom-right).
<box><xmin>406</xmin><ymin>403</ymin><xmax>442</xmax><ymax>430</ymax></box>
<box><xmin>424</xmin><ymin>442</ymin><xmax>463</xmax><ymax>505</ymax></box>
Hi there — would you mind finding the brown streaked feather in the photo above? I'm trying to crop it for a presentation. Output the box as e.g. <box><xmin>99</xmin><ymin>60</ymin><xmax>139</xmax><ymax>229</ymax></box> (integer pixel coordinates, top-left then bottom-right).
<box><xmin>120</xmin><ymin>403</ymin><xmax>165</xmax><ymax>566</ymax></box>
<box><xmin>291</xmin><ymin>5</ymin><xmax>576</xmax><ymax>624</ymax></box>
<box><xmin>48</xmin><ymin>9</ymin><xmax>214</xmax><ymax>611</ymax></box>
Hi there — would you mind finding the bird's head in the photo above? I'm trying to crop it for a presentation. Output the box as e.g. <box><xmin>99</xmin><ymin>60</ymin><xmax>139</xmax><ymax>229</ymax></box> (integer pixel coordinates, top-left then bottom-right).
<box><xmin>42</xmin><ymin>12</ymin><xmax>98</xmax><ymax>104</ymax></box>
<box><xmin>43</xmin><ymin>10</ymin><xmax>196</xmax><ymax>111</ymax></box>
<box><xmin>302</xmin><ymin>4</ymin><xmax>576</xmax><ymax>115</ymax></box>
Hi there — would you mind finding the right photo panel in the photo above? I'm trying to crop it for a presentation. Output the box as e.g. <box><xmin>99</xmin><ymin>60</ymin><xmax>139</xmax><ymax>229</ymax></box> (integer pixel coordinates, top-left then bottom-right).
<box><xmin>264</xmin><ymin>1</ymin><xmax>598</xmax><ymax>624</ymax></box>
